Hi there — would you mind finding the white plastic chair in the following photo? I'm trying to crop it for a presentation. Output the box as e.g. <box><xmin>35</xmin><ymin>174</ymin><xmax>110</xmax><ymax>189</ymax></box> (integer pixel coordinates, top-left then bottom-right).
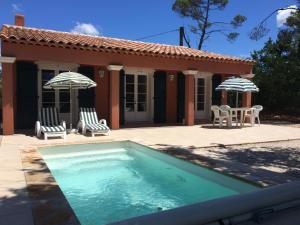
<box><xmin>211</xmin><ymin>105</ymin><xmax>230</xmax><ymax>127</ymax></box>
<box><xmin>243</xmin><ymin>105</ymin><xmax>263</xmax><ymax>126</ymax></box>
<box><xmin>220</xmin><ymin>105</ymin><xmax>238</xmax><ymax>127</ymax></box>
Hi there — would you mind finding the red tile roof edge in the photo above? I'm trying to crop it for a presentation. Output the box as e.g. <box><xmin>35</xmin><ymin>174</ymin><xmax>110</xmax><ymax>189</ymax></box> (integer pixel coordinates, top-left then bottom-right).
<box><xmin>0</xmin><ymin>24</ymin><xmax>255</xmax><ymax>65</ymax></box>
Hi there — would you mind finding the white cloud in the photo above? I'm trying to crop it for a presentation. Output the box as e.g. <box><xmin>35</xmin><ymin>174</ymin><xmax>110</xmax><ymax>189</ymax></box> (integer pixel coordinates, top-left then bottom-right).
<box><xmin>71</xmin><ymin>22</ymin><xmax>100</xmax><ymax>36</ymax></box>
<box><xmin>12</xmin><ymin>3</ymin><xmax>23</xmax><ymax>13</ymax></box>
<box><xmin>276</xmin><ymin>5</ymin><xmax>297</xmax><ymax>27</ymax></box>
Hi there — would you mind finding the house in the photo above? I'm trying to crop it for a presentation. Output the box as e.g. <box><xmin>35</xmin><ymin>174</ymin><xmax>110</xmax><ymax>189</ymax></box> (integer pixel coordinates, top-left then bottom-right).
<box><xmin>0</xmin><ymin>15</ymin><xmax>254</xmax><ymax>135</ymax></box>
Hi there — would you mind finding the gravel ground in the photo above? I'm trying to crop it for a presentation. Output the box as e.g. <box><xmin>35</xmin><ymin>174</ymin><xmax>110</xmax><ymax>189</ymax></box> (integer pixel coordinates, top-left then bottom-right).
<box><xmin>194</xmin><ymin>140</ymin><xmax>300</xmax><ymax>186</ymax></box>
<box><xmin>162</xmin><ymin>139</ymin><xmax>300</xmax><ymax>187</ymax></box>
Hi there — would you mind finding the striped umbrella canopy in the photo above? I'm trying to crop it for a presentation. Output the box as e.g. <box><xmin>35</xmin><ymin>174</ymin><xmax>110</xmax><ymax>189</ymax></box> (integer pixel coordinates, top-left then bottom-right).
<box><xmin>43</xmin><ymin>71</ymin><xmax>96</xmax><ymax>89</ymax></box>
<box><xmin>216</xmin><ymin>76</ymin><xmax>259</xmax><ymax>107</ymax></box>
<box><xmin>43</xmin><ymin>72</ymin><xmax>97</xmax><ymax>130</ymax></box>
<box><xmin>216</xmin><ymin>77</ymin><xmax>259</xmax><ymax>92</ymax></box>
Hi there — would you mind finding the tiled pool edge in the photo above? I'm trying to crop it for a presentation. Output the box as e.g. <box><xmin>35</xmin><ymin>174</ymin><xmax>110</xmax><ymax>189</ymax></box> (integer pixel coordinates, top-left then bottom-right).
<box><xmin>21</xmin><ymin>148</ymin><xmax>81</xmax><ymax>225</ymax></box>
<box><xmin>20</xmin><ymin>140</ymin><xmax>266</xmax><ymax>225</ymax></box>
<box><xmin>29</xmin><ymin>139</ymin><xmax>264</xmax><ymax>186</ymax></box>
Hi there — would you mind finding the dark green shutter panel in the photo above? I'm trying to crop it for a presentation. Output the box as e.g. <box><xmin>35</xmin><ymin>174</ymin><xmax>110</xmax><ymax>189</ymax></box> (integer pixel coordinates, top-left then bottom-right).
<box><xmin>119</xmin><ymin>70</ymin><xmax>125</xmax><ymax>125</ymax></box>
<box><xmin>16</xmin><ymin>61</ymin><xmax>38</xmax><ymax>129</ymax></box>
<box><xmin>78</xmin><ymin>66</ymin><xmax>95</xmax><ymax>108</ymax></box>
<box><xmin>212</xmin><ymin>74</ymin><xmax>222</xmax><ymax>106</ymax></box>
<box><xmin>153</xmin><ymin>71</ymin><xmax>166</xmax><ymax>123</ymax></box>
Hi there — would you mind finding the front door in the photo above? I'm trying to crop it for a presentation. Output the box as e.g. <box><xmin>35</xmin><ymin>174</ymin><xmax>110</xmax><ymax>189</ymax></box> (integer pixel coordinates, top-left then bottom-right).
<box><xmin>125</xmin><ymin>74</ymin><xmax>149</xmax><ymax>122</ymax></box>
<box><xmin>195</xmin><ymin>77</ymin><xmax>206</xmax><ymax>119</ymax></box>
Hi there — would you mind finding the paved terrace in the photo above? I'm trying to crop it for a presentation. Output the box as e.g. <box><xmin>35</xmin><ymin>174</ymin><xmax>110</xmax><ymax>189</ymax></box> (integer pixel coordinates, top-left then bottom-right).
<box><xmin>0</xmin><ymin>123</ymin><xmax>300</xmax><ymax>224</ymax></box>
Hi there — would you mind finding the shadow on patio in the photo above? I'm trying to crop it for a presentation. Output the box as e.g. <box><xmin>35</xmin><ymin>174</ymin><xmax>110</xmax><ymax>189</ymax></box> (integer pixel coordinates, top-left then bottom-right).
<box><xmin>0</xmin><ymin>149</ymin><xmax>81</xmax><ymax>225</ymax></box>
<box><xmin>152</xmin><ymin>141</ymin><xmax>300</xmax><ymax>186</ymax></box>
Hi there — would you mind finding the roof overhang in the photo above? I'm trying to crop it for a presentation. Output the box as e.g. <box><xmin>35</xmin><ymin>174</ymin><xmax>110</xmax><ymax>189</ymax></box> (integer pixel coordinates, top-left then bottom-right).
<box><xmin>0</xmin><ymin>24</ymin><xmax>256</xmax><ymax>66</ymax></box>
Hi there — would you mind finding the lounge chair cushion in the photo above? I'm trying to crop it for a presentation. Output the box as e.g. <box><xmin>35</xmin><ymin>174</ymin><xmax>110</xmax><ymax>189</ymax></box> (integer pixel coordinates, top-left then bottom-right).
<box><xmin>41</xmin><ymin>125</ymin><xmax>66</xmax><ymax>133</ymax></box>
<box><xmin>86</xmin><ymin>123</ymin><xmax>110</xmax><ymax>132</ymax></box>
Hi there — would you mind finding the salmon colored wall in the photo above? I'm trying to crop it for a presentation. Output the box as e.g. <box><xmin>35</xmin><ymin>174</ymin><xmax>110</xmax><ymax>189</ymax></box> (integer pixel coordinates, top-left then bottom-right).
<box><xmin>94</xmin><ymin>66</ymin><xmax>110</xmax><ymax>121</ymax></box>
<box><xmin>2</xmin><ymin>42</ymin><xmax>253</xmax><ymax>75</ymax></box>
<box><xmin>242</xmin><ymin>92</ymin><xmax>252</xmax><ymax>107</ymax></box>
<box><xmin>2</xmin><ymin>63</ymin><xmax>15</xmax><ymax>135</ymax></box>
<box><xmin>109</xmin><ymin>70</ymin><xmax>120</xmax><ymax>129</ymax></box>
<box><xmin>166</xmin><ymin>71</ymin><xmax>178</xmax><ymax>123</ymax></box>
<box><xmin>13</xmin><ymin>64</ymin><xmax>17</xmax><ymax>125</ymax></box>
<box><xmin>1</xmin><ymin>41</ymin><xmax>254</xmax><ymax>134</ymax></box>
<box><xmin>242</xmin><ymin>77</ymin><xmax>253</xmax><ymax>107</ymax></box>
<box><xmin>185</xmin><ymin>74</ymin><xmax>195</xmax><ymax>126</ymax></box>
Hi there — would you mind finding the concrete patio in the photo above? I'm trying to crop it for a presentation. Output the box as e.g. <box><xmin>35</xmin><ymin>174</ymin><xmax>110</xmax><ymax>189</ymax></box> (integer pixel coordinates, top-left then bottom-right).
<box><xmin>0</xmin><ymin>123</ymin><xmax>300</xmax><ymax>224</ymax></box>
<box><xmin>2</xmin><ymin>123</ymin><xmax>300</xmax><ymax>148</ymax></box>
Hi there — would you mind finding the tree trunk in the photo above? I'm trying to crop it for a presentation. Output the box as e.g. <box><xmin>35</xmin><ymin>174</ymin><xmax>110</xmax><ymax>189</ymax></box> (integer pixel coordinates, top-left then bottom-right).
<box><xmin>198</xmin><ymin>0</ymin><xmax>210</xmax><ymax>50</ymax></box>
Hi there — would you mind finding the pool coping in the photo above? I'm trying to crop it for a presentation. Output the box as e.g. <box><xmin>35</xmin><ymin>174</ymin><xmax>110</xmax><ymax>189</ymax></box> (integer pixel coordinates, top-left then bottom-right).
<box><xmin>21</xmin><ymin>148</ymin><xmax>81</xmax><ymax>225</ymax></box>
<box><xmin>28</xmin><ymin>139</ymin><xmax>269</xmax><ymax>186</ymax></box>
<box><xmin>20</xmin><ymin>139</ymin><xmax>268</xmax><ymax>225</ymax></box>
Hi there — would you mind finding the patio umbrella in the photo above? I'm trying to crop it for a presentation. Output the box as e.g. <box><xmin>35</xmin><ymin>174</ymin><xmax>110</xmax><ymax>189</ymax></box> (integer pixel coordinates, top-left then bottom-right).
<box><xmin>43</xmin><ymin>71</ymin><xmax>97</xmax><ymax>130</ymax></box>
<box><xmin>215</xmin><ymin>76</ymin><xmax>259</xmax><ymax>107</ymax></box>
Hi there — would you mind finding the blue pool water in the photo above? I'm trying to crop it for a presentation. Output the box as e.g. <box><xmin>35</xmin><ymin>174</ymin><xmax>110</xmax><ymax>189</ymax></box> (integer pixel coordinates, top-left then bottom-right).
<box><xmin>39</xmin><ymin>142</ymin><xmax>258</xmax><ymax>225</ymax></box>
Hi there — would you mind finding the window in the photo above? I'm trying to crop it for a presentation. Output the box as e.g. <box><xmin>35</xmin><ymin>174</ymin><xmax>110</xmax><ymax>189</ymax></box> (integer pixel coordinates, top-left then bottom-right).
<box><xmin>58</xmin><ymin>71</ymin><xmax>70</xmax><ymax>113</ymax></box>
<box><xmin>125</xmin><ymin>74</ymin><xmax>134</xmax><ymax>112</ymax></box>
<box><xmin>137</xmin><ymin>75</ymin><xmax>147</xmax><ymax>112</ymax></box>
<box><xmin>197</xmin><ymin>78</ymin><xmax>205</xmax><ymax>111</ymax></box>
<box><xmin>125</xmin><ymin>74</ymin><xmax>148</xmax><ymax>113</ymax></box>
<box><xmin>41</xmin><ymin>70</ymin><xmax>55</xmax><ymax>108</ymax></box>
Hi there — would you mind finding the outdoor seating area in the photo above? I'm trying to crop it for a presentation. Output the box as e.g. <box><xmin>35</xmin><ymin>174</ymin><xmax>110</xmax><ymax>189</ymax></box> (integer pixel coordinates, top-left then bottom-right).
<box><xmin>211</xmin><ymin>76</ymin><xmax>262</xmax><ymax>128</ymax></box>
<box><xmin>34</xmin><ymin>71</ymin><xmax>110</xmax><ymax>140</ymax></box>
<box><xmin>211</xmin><ymin>104</ymin><xmax>263</xmax><ymax>128</ymax></box>
<box><xmin>36</xmin><ymin>107</ymin><xmax>110</xmax><ymax>140</ymax></box>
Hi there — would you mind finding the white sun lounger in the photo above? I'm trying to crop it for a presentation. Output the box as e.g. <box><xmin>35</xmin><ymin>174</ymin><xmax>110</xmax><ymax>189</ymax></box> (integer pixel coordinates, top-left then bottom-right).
<box><xmin>35</xmin><ymin>107</ymin><xmax>66</xmax><ymax>140</ymax></box>
<box><xmin>77</xmin><ymin>107</ymin><xmax>110</xmax><ymax>137</ymax></box>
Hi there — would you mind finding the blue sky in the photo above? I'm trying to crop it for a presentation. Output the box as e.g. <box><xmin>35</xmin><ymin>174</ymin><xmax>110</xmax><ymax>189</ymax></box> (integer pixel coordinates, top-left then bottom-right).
<box><xmin>0</xmin><ymin>0</ymin><xmax>298</xmax><ymax>58</ymax></box>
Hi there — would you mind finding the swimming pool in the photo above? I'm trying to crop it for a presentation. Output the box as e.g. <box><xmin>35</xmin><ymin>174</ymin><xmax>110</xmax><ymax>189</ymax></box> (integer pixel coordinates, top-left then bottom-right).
<box><xmin>39</xmin><ymin>141</ymin><xmax>259</xmax><ymax>225</ymax></box>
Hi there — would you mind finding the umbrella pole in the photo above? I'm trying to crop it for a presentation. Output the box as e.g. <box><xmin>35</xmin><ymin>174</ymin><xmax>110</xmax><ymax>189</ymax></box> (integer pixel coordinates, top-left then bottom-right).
<box><xmin>236</xmin><ymin>92</ymin><xmax>239</xmax><ymax>108</ymax></box>
<box><xmin>70</xmin><ymin>88</ymin><xmax>72</xmax><ymax>130</ymax></box>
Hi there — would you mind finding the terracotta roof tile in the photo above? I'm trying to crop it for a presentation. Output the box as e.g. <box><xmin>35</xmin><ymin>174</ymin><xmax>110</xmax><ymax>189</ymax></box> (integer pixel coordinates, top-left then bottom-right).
<box><xmin>0</xmin><ymin>24</ymin><xmax>254</xmax><ymax>64</ymax></box>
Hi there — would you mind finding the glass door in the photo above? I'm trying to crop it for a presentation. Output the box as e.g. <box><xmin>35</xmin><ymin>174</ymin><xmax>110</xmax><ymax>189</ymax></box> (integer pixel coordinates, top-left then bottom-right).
<box><xmin>39</xmin><ymin>68</ymin><xmax>77</xmax><ymax>126</ymax></box>
<box><xmin>58</xmin><ymin>70</ymin><xmax>72</xmax><ymax>124</ymax></box>
<box><xmin>125</xmin><ymin>74</ymin><xmax>135</xmax><ymax>122</ymax></box>
<box><xmin>135</xmin><ymin>75</ymin><xmax>148</xmax><ymax>121</ymax></box>
<box><xmin>41</xmin><ymin>70</ymin><xmax>55</xmax><ymax>108</ymax></box>
<box><xmin>124</xmin><ymin>74</ymin><xmax>149</xmax><ymax>122</ymax></box>
<box><xmin>195</xmin><ymin>78</ymin><xmax>206</xmax><ymax>119</ymax></box>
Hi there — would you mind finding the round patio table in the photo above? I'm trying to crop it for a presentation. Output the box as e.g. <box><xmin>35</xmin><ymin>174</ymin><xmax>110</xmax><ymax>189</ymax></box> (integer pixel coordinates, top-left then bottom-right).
<box><xmin>228</xmin><ymin>107</ymin><xmax>252</xmax><ymax>127</ymax></box>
